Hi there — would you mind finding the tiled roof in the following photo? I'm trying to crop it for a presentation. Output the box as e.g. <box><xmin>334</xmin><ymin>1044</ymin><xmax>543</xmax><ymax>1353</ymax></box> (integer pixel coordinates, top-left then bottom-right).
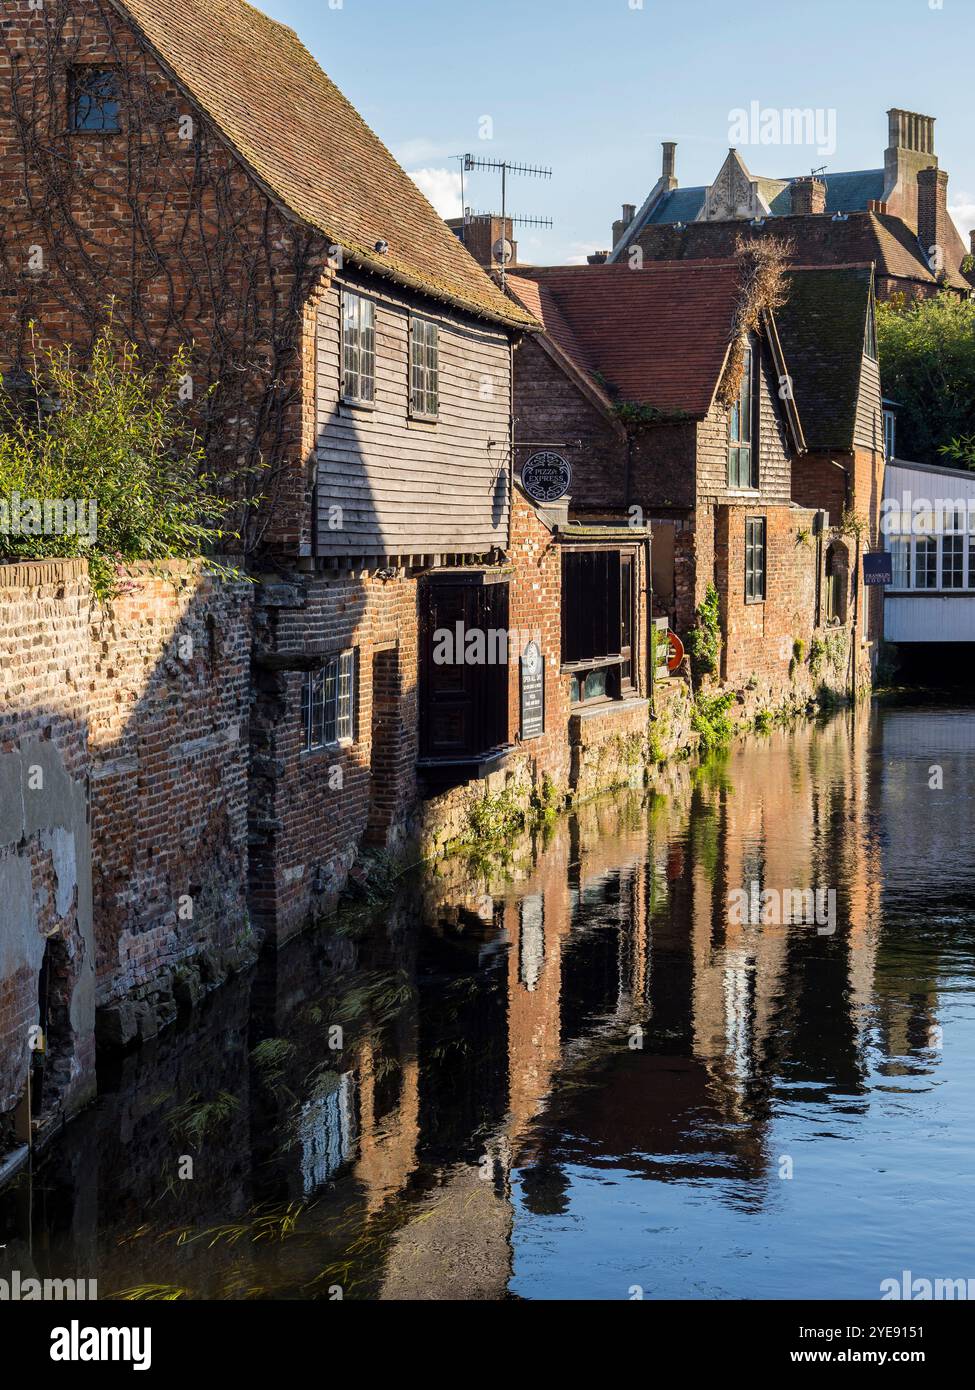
<box><xmin>775</xmin><ymin>267</ymin><xmax>874</xmax><ymax>451</ymax></box>
<box><xmin>114</xmin><ymin>0</ymin><xmax>533</xmax><ymax>328</ymax></box>
<box><xmin>622</xmin><ymin>212</ymin><xmax>969</xmax><ymax>290</ymax></box>
<box><xmin>506</xmin><ymin>261</ymin><xmax>743</xmax><ymax>417</ymax></box>
<box><xmin>643</xmin><ymin>170</ymin><xmax>887</xmax><ymax>227</ymax></box>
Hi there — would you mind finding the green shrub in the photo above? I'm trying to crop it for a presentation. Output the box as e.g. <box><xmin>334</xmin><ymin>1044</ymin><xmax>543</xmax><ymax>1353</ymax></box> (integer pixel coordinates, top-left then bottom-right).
<box><xmin>691</xmin><ymin>690</ymin><xmax>735</xmax><ymax>756</ymax></box>
<box><xmin>686</xmin><ymin>583</ymin><xmax>722</xmax><ymax>680</ymax></box>
<box><xmin>0</xmin><ymin>322</ymin><xmax>248</xmax><ymax>599</ymax></box>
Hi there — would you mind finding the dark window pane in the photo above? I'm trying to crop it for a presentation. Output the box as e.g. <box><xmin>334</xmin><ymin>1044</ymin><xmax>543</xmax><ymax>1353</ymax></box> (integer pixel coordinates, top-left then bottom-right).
<box><xmin>70</xmin><ymin>69</ymin><xmax>120</xmax><ymax>132</ymax></box>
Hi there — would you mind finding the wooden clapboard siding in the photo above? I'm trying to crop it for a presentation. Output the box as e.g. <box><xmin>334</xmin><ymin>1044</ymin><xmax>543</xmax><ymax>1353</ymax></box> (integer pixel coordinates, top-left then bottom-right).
<box><xmin>315</xmin><ymin>275</ymin><xmax>513</xmax><ymax>557</ymax></box>
<box><xmin>853</xmin><ymin>352</ymin><xmax>884</xmax><ymax>453</ymax></box>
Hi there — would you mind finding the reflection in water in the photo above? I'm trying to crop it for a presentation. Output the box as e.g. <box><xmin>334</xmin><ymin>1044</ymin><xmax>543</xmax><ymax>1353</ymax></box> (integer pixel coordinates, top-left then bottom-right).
<box><xmin>2</xmin><ymin>704</ymin><xmax>974</xmax><ymax>1300</ymax></box>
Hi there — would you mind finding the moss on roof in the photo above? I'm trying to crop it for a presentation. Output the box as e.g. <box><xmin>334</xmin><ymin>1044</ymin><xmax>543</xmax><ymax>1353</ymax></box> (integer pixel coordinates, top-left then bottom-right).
<box><xmin>114</xmin><ymin>0</ymin><xmax>534</xmax><ymax>329</ymax></box>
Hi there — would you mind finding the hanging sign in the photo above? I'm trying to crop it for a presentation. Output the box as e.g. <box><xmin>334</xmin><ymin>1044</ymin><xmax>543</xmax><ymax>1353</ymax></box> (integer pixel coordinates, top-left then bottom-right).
<box><xmin>863</xmin><ymin>553</ymin><xmax>893</xmax><ymax>586</ymax></box>
<box><xmin>521</xmin><ymin>451</ymin><xmax>571</xmax><ymax>503</ymax></box>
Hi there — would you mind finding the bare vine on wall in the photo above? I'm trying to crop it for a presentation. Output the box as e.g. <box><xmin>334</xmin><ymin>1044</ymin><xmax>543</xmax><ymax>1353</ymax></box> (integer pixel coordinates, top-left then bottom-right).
<box><xmin>0</xmin><ymin>0</ymin><xmax>328</xmax><ymax>557</ymax></box>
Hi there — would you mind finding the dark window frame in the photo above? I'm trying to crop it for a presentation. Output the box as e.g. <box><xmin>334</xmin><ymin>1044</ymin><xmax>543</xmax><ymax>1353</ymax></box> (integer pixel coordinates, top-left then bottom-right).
<box><xmin>409</xmin><ymin>315</ymin><xmax>439</xmax><ymax>420</ymax></box>
<box><xmin>562</xmin><ymin>545</ymin><xmax>638</xmax><ymax>705</ymax></box>
<box><xmin>341</xmin><ymin>290</ymin><xmax>376</xmax><ymax>406</ymax></box>
<box><xmin>728</xmin><ymin>337</ymin><xmax>759</xmax><ymax>490</ymax></box>
<box><xmin>744</xmin><ymin>516</ymin><xmax>767</xmax><ymax>604</ymax></box>
<box><xmin>68</xmin><ymin>67</ymin><xmax>121</xmax><ymax>133</ymax></box>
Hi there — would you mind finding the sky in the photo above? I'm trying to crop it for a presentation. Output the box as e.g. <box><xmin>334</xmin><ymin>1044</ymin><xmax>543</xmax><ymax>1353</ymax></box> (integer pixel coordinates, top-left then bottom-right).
<box><xmin>256</xmin><ymin>0</ymin><xmax>975</xmax><ymax>265</ymax></box>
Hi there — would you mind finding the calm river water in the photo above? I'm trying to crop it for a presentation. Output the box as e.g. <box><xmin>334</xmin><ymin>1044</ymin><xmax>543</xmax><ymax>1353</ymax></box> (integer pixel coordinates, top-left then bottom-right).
<box><xmin>2</xmin><ymin>702</ymin><xmax>974</xmax><ymax>1300</ymax></box>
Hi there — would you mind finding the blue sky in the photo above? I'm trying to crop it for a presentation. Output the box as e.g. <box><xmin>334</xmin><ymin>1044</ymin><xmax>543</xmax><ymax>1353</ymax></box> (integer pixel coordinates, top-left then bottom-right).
<box><xmin>257</xmin><ymin>0</ymin><xmax>974</xmax><ymax>264</ymax></box>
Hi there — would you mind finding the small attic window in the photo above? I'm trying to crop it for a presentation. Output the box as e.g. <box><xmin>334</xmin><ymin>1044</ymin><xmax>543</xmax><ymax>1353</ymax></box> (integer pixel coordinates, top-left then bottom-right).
<box><xmin>864</xmin><ymin>300</ymin><xmax>878</xmax><ymax>360</ymax></box>
<box><xmin>69</xmin><ymin>68</ymin><xmax>120</xmax><ymax>132</ymax></box>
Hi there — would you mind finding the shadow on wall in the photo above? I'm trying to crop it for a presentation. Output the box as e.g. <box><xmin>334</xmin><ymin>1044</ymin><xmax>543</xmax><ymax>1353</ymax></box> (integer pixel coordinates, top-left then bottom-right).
<box><xmin>0</xmin><ymin>557</ymin><xmax>253</xmax><ymax>1157</ymax></box>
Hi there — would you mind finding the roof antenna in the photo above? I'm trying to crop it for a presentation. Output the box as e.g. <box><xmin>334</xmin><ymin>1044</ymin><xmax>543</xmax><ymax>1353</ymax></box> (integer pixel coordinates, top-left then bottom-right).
<box><xmin>457</xmin><ymin>155</ymin><xmax>553</xmax><ymax>289</ymax></box>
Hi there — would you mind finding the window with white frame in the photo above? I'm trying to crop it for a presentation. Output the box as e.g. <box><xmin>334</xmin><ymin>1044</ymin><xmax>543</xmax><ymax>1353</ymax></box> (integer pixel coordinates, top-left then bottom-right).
<box><xmin>883</xmin><ymin>409</ymin><xmax>896</xmax><ymax>461</ymax></box>
<box><xmin>914</xmin><ymin>537</ymin><xmax>937</xmax><ymax>589</ymax></box>
<box><xmin>301</xmin><ymin>651</ymin><xmax>356</xmax><ymax>750</ymax></box>
<box><xmin>342</xmin><ymin>293</ymin><xmax>375</xmax><ymax>403</ymax></box>
<box><xmin>410</xmin><ymin>316</ymin><xmax>439</xmax><ymax>418</ymax></box>
<box><xmin>890</xmin><ymin>537</ymin><xmax>910</xmax><ymax>589</ymax></box>
<box><xmin>942</xmin><ymin>534</ymin><xmax>965</xmax><ymax>588</ymax></box>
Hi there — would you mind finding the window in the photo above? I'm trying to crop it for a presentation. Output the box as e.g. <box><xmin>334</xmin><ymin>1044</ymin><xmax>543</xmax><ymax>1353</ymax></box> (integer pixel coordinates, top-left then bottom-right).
<box><xmin>864</xmin><ymin>301</ymin><xmax>878</xmax><ymax>360</ymax></box>
<box><xmin>562</xmin><ymin>548</ymin><xmax>636</xmax><ymax>704</ymax></box>
<box><xmin>745</xmin><ymin>517</ymin><xmax>766</xmax><ymax>602</ymax></box>
<box><xmin>942</xmin><ymin>534</ymin><xmax>964</xmax><ymax>588</ymax></box>
<box><xmin>69</xmin><ymin>68</ymin><xmax>120</xmax><ymax>132</ymax></box>
<box><xmin>342</xmin><ymin>292</ymin><xmax>375</xmax><ymax>403</ymax></box>
<box><xmin>969</xmin><ymin>536</ymin><xmax>975</xmax><ymax>589</ymax></box>
<box><xmin>301</xmin><ymin>651</ymin><xmax>356</xmax><ymax>750</ymax></box>
<box><xmin>883</xmin><ymin>408</ymin><xmax>896</xmax><ymax>461</ymax></box>
<box><xmin>890</xmin><ymin>537</ymin><xmax>910</xmax><ymax>589</ymax></box>
<box><xmin>825</xmin><ymin>540</ymin><xmax>848</xmax><ymax>623</ymax></box>
<box><xmin>728</xmin><ymin>340</ymin><xmax>757</xmax><ymax>489</ymax></box>
<box><xmin>410</xmin><ymin>317</ymin><xmax>439</xmax><ymax>418</ymax></box>
<box><xmin>914</xmin><ymin>537</ymin><xmax>937</xmax><ymax>590</ymax></box>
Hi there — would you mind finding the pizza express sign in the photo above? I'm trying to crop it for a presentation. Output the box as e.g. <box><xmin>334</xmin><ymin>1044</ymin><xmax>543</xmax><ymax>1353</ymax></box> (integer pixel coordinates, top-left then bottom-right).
<box><xmin>521</xmin><ymin>451</ymin><xmax>571</xmax><ymax>503</ymax></box>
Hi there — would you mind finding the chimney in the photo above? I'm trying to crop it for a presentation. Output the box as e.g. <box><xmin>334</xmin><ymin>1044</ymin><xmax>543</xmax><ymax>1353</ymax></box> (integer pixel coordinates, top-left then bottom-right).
<box><xmin>970</xmin><ymin>230</ymin><xmax>975</xmax><ymax>257</ymax></box>
<box><xmin>867</xmin><ymin>199</ymin><xmax>889</xmax><ymax>215</ymax></box>
<box><xmin>612</xmin><ymin>202</ymin><xmax>636</xmax><ymax>247</ymax></box>
<box><xmin>884</xmin><ymin>108</ymin><xmax>938</xmax><ymax>225</ymax></box>
<box><xmin>587</xmin><ymin>251</ymin><xmax>609</xmax><ymax>265</ymax></box>
<box><xmin>791</xmin><ymin>176</ymin><xmax>827</xmax><ymax>215</ymax></box>
<box><xmin>917</xmin><ymin>166</ymin><xmax>950</xmax><ymax>275</ymax></box>
<box><xmin>661</xmin><ymin>141</ymin><xmax>677</xmax><ymax>187</ymax></box>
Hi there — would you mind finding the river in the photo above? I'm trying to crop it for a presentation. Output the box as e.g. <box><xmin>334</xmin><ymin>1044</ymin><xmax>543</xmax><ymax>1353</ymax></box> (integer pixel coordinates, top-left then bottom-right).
<box><xmin>2</xmin><ymin>702</ymin><xmax>974</xmax><ymax>1301</ymax></box>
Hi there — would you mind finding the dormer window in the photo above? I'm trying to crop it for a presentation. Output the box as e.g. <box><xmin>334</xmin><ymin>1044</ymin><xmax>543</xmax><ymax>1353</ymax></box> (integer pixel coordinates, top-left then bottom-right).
<box><xmin>69</xmin><ymin>68</ymin><xmax>120</xmax><ymax>132</ymax></box>
<box><xmin>728</xmin><ymin>339</ymin><xmax>758</xmax><ymax>489</ymax></box>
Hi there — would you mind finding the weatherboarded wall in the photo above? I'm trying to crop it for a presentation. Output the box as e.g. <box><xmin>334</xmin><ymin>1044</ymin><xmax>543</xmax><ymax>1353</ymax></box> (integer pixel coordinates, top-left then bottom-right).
<box><xmin>314</xmin><ymin>273</ymin><xmax>513</xmax><ymax>560</ymax></box>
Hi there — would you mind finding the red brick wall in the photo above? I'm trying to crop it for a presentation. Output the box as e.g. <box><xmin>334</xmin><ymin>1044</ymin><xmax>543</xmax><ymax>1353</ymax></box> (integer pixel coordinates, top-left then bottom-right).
<box><xmin>0</xmin><ymin>0</ymin><xmax>325</xmax><ymax>555</ymax></box>
<box><xmin>0</xmin><ymin>560</ymin><xmax>94</xmax><ymax>1137</ymax></box>
<box><xmin>512</xmin><ymin>335</ymin><xmax>627</xmax><ymax>513</ymax></box>
<box><xmin>0</xmin><ymin>558</ymin><xmax>251</xmax><ymax>1138</ymax></box>
<box><xmin>715</xmin><ymin>503</ymin><xmax>819</xmax><ymax>689</ymax></box>
<box><xmin>250</xmin><ymin>571</ymin><xmax>419</xmax><ymax>942</ymax></box>
<box><xmin>88</xmin><ymin>563</ymin><xmax>253</xmax><ymax>1008</ymax></box>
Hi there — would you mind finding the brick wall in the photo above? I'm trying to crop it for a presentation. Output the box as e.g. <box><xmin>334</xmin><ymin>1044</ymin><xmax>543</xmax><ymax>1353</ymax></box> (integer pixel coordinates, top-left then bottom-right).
<box><xmin>249</xmin><ymin>570</ymin><xmax>420</xmax><ymax>943</ymax></box>
<box><xmin>0</xmin><ymin>0</ymin><xmax>325</xmax><ymax>556</ymax></box>
<box><xmin>0</xmin><ymin>560</ymin><xmax>94</xmax><ymax>1147</ymax></box>
<box><xmin>0</xmin><ymin>557</ymin><xmax>252</xmax><ymax>1148</ymax></box>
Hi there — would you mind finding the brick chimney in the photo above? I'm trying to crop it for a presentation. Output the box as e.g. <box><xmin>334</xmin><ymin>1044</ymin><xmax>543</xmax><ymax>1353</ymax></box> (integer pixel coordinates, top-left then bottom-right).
<box><xmin>867</xmin><ymin>199</ymin><xmax>889</xmax><ymax>215</ymax></box>
<box><xmin>791</xmin><ymin>176</ymin><xmax>827</xmax><ymax>215</ymax></box>
<box><xmin>661</xmin><ymin>141</ymin><xmax>678</xmax><ymax>188</ymax></box>
<box><xmin>447</xmin><ymin>213</ymin><xmax>517</xmax><ymax>269</ymax></box>
<box><xmin>917</xmin><ymin>166</ymin><xmax>950</xmax><ymax>274</ymax></box>
<box><xmin>884</xmin><ymin>108</ymin><xmax>938</xmax><ymax>225</ymax></box>
<box><xmin>612</xmin><ymin>202</ymin><xmax>636</xmax><ymax>248</ymax></box>
<box><xmin>587</xmin><ymin>251</ymin><xmax>609</xmax><ymax>264</ymax></box>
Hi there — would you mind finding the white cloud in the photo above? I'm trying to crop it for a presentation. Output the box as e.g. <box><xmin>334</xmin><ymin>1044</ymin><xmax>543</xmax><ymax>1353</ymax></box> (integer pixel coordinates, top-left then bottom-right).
<box><xmin>564</xmin><ymin>241</ymin><xmax>605</xmax><ymax>266</ymax></box>
<box><xmin>408</xmin><ymin>167</ymin><xmax>463</xmax><ymax>219</ymax></box>
<box><xmin>393</xmin><ymin>137</ymin><xmax>455</xmax><ymax>167</ymax></box>
<box><xmin>949</xmin><ymin>194</ymin><xmax>975</xmax><ymax>245</ymax></box>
